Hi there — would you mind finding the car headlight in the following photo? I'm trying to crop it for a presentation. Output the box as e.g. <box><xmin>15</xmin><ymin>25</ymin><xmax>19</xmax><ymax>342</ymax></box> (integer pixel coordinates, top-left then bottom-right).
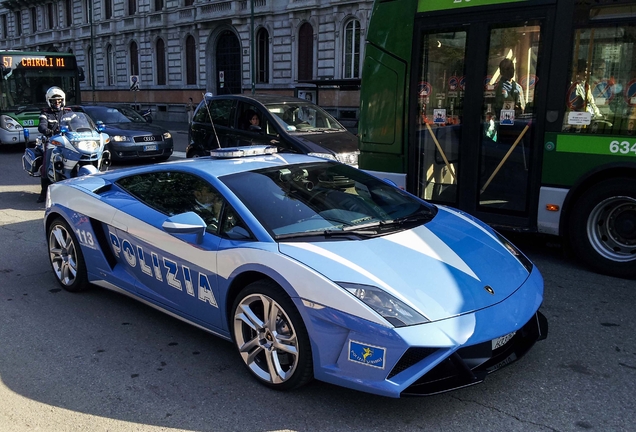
<box><xmin>495</xmin><ymin>232</ymin><xmax>533</xmax><ymax>273</ymax></box>
<box><xmin>335</xmin><ymin>151</ymin><xmax>360</xmax><ymax>167</ymax></box>
<box><xmin>76</xmin><ymin>140</ymin><xmax>100</xmax><ymax>151</ymax></box>
<box><xmin>0</xmin><ymin>115</ymin><xmax>23</xmax><ymax>131</ymax></box>
<box><xmin>163</xmin><ymin>132</ymin><xmax>172</xmax><ymax>139</ymax></box>
<box><xmin>308</xmin><ymin>152</ymin><xmax>337</xmax><ymax>161</ymax></box>
<box><xmin>339</xmin><ymin>282</ymin><xmax>429</xmax><ymax>327</ymax></box>
<box><xmin>112</xmin><ymin>135</ymin><xmax>131</xmax><ymax>142</ymax></box>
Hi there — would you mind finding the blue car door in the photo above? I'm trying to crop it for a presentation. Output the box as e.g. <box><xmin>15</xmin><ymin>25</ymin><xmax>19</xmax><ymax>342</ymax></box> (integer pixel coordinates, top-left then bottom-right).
<box><xmin>109</xmin><ymin>171</ymin><xmax>226</xmax><ymax>330</ymax></box>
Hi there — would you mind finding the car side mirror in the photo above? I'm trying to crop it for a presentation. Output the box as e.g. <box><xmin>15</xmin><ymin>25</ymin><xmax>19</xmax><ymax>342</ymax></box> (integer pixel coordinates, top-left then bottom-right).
<box><xmin>162</xmin><ymin>212</ymin><xmax>207</xmax><ymax>243</ymax></box>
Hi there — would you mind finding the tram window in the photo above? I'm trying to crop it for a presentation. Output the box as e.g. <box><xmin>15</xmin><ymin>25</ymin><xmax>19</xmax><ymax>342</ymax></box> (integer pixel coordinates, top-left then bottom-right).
<box><xmin>562</xmin><ymin>25</ymin><xmax>636</xmax><ymax>135</ymax></box>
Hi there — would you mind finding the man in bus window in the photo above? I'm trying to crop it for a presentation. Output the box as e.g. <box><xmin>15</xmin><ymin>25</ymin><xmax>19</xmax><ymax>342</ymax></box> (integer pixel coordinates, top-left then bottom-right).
<box><xmin>494</xmin><ymin>58</ymin><xmax>525</xmax><ymax>118</ymax></box>
<box><xmin>571</xmin><ymin>59</ymin><xmax>600</xmax><ymax>118</ymax></box>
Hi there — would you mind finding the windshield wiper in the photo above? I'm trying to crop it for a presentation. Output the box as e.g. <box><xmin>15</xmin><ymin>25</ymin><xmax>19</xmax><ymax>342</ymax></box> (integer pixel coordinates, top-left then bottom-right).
<box><xmin>384</xmin><ymin>212</ymin><xmax>435</xmax><ymax>227</ymax></box>
<box><xmin>275</xmin><ymin>228</ymin><xmax>377</xmax><ymax>240</ymax></box>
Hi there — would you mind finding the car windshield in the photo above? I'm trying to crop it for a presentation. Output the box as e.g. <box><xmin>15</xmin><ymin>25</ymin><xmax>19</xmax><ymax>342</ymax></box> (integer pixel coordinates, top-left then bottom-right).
<box><xmin>265</xmin><ymin>102</ymin><xmax>346</xmax><ymax>132</ymax></box>
<box><xmin>83</xmin><ymin>106</ymin><xmax>147</xmax><ymax>124</ymax></box>
<box><xmin>221</xmin><ymin>162</ymin><xmax>437</xmax><ymax>240</ymax></box>
<box><xmin>59</xmin><ymin>112</ymin><xmax>96</xmax><ymax>132</ymax></box>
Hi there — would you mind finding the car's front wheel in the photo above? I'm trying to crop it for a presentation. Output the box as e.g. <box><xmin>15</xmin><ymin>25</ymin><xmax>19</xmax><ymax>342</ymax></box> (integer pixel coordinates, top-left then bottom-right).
<box><xmin>47</xmin><ymin>217</ymin><xmax>89</xmax><ymax>292</ymax></box>
<box><xmin>231</xmin><ymin>280</ymin><xmax>313</xmax><ymax>390</ymax></box>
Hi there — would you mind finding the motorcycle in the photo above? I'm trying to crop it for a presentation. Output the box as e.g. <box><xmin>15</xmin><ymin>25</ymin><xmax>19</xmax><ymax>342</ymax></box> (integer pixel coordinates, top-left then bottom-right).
<box><xmin>22</xmin><ymin>111</ymin><xmax>111</xmax><ymax>182</ymax></box>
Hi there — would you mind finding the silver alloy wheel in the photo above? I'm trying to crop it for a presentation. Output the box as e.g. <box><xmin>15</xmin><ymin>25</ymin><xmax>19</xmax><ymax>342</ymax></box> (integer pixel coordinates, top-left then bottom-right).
<box><xmin>587</xmin><ymin>195</ymin><xmax>636</xmax><ymax>262</ymax></box>
<box><xmin>49</xmin><ymin>223</ymin><xmax>79</xmax><ymax>286</ymax></box>
<box><xmin>233</xmin><ymin>293</ymin><xmax>299</xmax><ymax>384</ymax></box>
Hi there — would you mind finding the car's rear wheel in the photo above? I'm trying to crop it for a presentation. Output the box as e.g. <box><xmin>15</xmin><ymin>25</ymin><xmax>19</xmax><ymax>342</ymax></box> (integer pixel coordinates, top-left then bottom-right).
<box><xmin>568</xmin><ymin>178</ymin><xmax>636</xmax><ymax>278</ymax></box>
<box><xmin>47</xmin><ymin>218</ymin><xmax>89</xmax><ymax>292</ymax></box>
<box><xmin>231</xmin><ymin>280</ymin><xmax>313</xmax><ymax>390</ymax></box>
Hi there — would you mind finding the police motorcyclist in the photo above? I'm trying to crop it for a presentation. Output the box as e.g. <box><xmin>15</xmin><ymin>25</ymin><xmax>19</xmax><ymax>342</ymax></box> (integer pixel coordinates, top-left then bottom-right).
<box><xmin>36</xmin><ymin>86</ymin><xmax>71</xmax><ymax>203</ymax></box>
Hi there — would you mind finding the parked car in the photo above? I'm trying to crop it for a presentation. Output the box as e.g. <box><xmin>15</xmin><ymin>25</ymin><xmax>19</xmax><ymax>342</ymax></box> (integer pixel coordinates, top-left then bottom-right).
<box><xmin>186</xmin><ymin>94</ymin><xmax>360</xmax><ymax>166</ymax></box>
<box><xmin>69</xmin><ymin>105</ymin><xmax>173</xmax><ymax>162</ymax></box>
<box><xmin>42</xmin><ymin>145</ymin><xmax>547</xmax><ymax>397</ymax></box>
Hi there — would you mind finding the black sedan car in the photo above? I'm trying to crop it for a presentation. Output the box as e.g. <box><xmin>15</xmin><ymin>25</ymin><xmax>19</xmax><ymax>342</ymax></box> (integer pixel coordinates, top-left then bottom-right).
<box><xmin>70</xmin><ymin>105</ymin><xmax>174</xmax><ymax>162</ymax></box>
<box><xmin>186</xmin><ymin>94</ymin><xmax>359</xmax><ymax>166</ymax></box>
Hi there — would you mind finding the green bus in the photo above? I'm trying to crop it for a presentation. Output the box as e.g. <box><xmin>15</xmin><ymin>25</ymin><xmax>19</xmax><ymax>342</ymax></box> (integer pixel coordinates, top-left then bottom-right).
<box><xmin>359</xmin><ymin>0</ymin><xmax>636</xmax><ymax>278</ymax></box>
<box><xmin>0</xmin><ymin>51</ymin><xmax>83</xmax><ymax>146</ymax></box>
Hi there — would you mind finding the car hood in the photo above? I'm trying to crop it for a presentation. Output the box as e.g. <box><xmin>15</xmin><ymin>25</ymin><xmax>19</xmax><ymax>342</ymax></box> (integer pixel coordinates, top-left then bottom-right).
<box><xmin>102</xmin><ymin>123</ymin><xmax>167</xmax><ymax>134</ymax></box>
<box><xmin>278</xmin><ymin>207</ymin><xmax>531</xmax><ymax>322</ymax></box>
<box><xmin>293</xmin><ymin>131</ymin><xmax>359</xmax><ymax>154</ymax></box>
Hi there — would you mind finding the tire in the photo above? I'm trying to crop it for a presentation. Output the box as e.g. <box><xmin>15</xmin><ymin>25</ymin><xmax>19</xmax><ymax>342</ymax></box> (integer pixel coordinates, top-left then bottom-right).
<box><xmin>47</xmin><ymin>218</ymin><xmax>90</xmax><ymax>292</ymax></box>
<box><xmin>231</xmin><ymin>280</ymin><xmax>313</xmax><ymax>390</ymax></box>
<box><xmin>568</xmin><ymin>178</ymin><xmax>636</xmax><ymax>278</ymax></box>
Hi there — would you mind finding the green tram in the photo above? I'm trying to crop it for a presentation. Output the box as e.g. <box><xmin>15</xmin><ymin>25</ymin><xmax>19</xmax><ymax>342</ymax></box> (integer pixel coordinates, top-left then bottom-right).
<box><xmin>0</xmin><ymin>51</ymin><xmax>82</xmax><ymax>146</ymax></box>
<box><xmin>359</xmin><ymin>0</ymin><xmax>636</xmax><ymax>278</ymax></box>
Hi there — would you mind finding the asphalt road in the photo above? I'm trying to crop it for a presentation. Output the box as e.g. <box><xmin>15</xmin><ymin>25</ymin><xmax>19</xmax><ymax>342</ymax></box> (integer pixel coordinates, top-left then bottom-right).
<box><xmin>0</xmin><ymin>146</ymin><xmax>635</xmax><ymax>432</ymax></box>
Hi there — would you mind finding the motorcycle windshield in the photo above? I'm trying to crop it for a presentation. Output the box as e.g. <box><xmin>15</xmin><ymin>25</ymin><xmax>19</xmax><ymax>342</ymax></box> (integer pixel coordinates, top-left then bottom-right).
<box><xmin>60</xmin><ymin>113</ymin><xmax>97</xmax><ymax>133</ymax></box>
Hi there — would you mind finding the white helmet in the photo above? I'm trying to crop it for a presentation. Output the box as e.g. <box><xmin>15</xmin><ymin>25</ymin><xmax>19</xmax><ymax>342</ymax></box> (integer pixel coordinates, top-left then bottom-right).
<box><xmin>46</xmin><ymin>86</ymin><xmax>65</xmax><ymax>110</ymax></box>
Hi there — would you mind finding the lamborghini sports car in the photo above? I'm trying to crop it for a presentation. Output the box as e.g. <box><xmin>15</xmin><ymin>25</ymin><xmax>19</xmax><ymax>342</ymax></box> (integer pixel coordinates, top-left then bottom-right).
<box><xmin>43</xmin><ymin>146</ymin><xmax>547</xmax><ymax>398</ymax></box>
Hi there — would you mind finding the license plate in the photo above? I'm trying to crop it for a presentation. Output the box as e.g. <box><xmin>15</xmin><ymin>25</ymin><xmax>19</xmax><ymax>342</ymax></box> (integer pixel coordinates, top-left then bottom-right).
<box><xmin>143</xmin><ymin>144</ymin><xmax>158</xmax><ymax>151</ymax></box>
<box><xmin>22</xmin><ymin>120</ymin><xmax>35</xmax><ymax>126</ymax></box>
<box><xmin>492</xmin><ymin>331</ymin><xmax>516</xmax><ymax>350</ymax></box>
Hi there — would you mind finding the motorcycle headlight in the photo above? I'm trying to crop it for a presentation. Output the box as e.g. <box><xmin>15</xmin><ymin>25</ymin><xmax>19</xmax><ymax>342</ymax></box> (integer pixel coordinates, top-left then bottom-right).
<box><xmin>0</xmin><ymin>115</ymin><xmax>23</xmax><ymax>131</ymax></box>
<box><xmin>76</xmin><ymin>140</ymin><xmax>100</xmax><ymax>151</ymax></box>
<box><xmin>339</xmin><ymin>282</ymin><xmax>429</xmax><ymax>327</ymax></box>
<box><xmin>163</xmin><ymin>132</ymin><xmax>172</xmax><ymax>139</ymax></box>
<box><xmin>112</xmin><ymin>135</ymin><xmax>131</xmax><ymax>142</ymax></box>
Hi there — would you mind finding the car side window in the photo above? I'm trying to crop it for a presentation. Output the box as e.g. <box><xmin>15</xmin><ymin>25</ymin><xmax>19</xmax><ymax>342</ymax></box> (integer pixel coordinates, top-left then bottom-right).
<box><xmin>194</xmin><ymin>99</ymin><xmax>234</xmax><ymax>127</ymax></box>
<box><xmin>116</xmin><ymin>171</ymin><xmax>253</xmax><ymax>240</ymax></box>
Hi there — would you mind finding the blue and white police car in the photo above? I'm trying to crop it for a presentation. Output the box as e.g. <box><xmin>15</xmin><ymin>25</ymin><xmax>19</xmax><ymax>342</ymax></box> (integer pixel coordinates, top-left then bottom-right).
<box><xmin>43</xmin><ymin>146</ymin><xmax>547</xmax><ymax>397</ymax></box>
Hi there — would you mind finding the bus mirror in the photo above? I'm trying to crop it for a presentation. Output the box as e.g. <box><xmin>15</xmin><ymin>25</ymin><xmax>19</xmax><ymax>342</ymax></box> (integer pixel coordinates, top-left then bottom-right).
<box><xmin>78</xmin><ymin>66</ymin><xmax>85</xmax><ymax>82</ymax></box>
<box><xmin>1</xmin><ymin>65</ymin><xmax>10</xmax><ymax>76</ymax></box>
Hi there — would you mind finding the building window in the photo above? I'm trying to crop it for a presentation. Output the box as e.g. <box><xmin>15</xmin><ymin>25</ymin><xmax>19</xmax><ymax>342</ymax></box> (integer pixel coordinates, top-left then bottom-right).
<box><xmin>66</xmin><ymin>0</ymin><xmax>73</xmax><ymax>27</ymax></box>
<box><xmin>256</xmin><ymin>28</ymin><xmax>269</xmax><ymax>84</ymax></box>
<box><xmin>47</xmin><ymin>3</ymin><xmax>55</xmax><ymax>30</ymax></box>
<box><xmin>106</xmin><ymin>44</ymin><xmax>115</xmax><ymax>85</ymax></box>
<box><xmin>185</xmin><ymin>0</ymin><xmax>195</xmax><ymax>5</ymax></box>
<box><xmin>155</xmin><ymin>0</ymin><xmax>164</xmax><ymax>12</ymax></box>
<box><xmin>1</xmin><ymin>15</ymin><xmax>7</xmax><ymax>39</ymax></box>
<box><xmin>104</xmin><ymin>0</ymin><xmax>113</xmax><ymax>19</ymax></box>
<box><xmin>298</xmin><ymin>23</ymin><xmax>314</xmax><ymax>81</ymax></box>
<box><xmin>14</xmin><ymin>11</ymin><xmax>22</xmax><ymax>36</ymax></box>
<box><xmin>156</xmin><ymin>38</ymin><xmax>166</xmax><ymax>85</ymax></box>
<box><xmin>31</xmin><ymin>7</ymin><xmax>37</xmax><ymax>33</ymax></box>
<box><xmin>84</xmin><ymin>0</ymin><xmax>90</xmax><ymax>24</ymax></box>
<box><xmin>128</xmin><ymin>0</ymin><xmax>137</xmax><ymax>16</ymax></box>
<box><xmin>343</xmin><ymin>19</ymin><xmax>361</xmax><ymax>79</ymax></box>
<box><xmin>185</xmin><ymin>35</ymin><xmax>197</xmax><ymax>85</ymax></box>
<box><xmin>130</xmin><ymin>41</ymin><xmax>139</xmax><ymax>76</ymax></box>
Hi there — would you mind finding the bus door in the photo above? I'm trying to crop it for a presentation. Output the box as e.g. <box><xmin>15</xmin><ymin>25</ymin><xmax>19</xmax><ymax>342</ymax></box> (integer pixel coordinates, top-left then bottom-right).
<box><xmin>411</xmin><ymin>8</ymin><xmax>552</xmax><ymax>225</ymax></box>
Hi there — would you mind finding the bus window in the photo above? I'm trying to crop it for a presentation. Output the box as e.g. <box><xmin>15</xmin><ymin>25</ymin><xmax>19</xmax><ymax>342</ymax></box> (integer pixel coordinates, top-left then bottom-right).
<box><xmin>414</xmin><ymin>30</ymin><xmax>466</xmax><ymax>204</ymax></box>
<box><xmin>563</xmin><ymin>26</ymin><xmax>636</xmax><ymax>135</ymax></box>
<box><xmin>479</xmin><ymin>23</ymin><xmax>541</xmax><ymax>213</ymax></box>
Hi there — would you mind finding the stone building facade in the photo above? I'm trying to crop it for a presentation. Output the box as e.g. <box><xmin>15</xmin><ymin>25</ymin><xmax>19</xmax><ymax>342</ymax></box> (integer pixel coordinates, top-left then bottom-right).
<box><xmin>0</xmin><ymin>0</ymin><xmax>372</xmax><ymax>123</ymax></box>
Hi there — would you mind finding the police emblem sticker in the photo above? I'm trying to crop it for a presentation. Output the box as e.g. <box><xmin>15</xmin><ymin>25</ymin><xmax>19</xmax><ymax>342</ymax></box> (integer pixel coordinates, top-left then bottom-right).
<box><xmin>348</xmin><ymin>340</ymin><xmax>386</xmax><ymax>369</ymax></box>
